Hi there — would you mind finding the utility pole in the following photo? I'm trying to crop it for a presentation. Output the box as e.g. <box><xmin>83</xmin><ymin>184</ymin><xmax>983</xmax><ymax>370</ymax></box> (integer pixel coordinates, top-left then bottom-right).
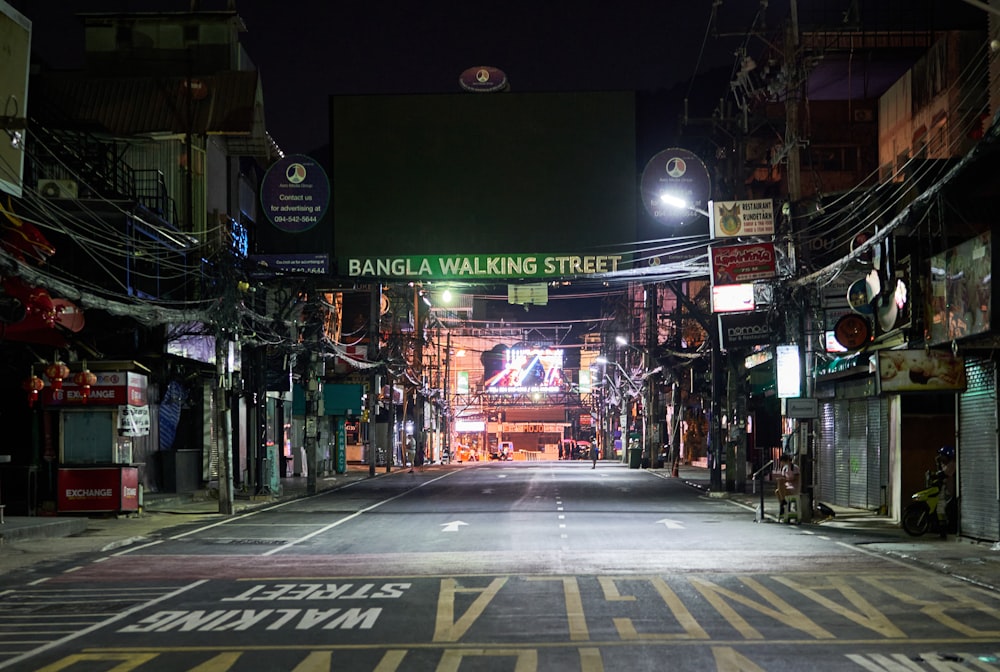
<box><xmin>709</xmin><ymin>314</ymin><xmax>723</xmax><ymax>492</ymax></box>
<box><xmin>443</xmin><ymin>331</ymin><xmax>451</xmax><ymax>462</ymax></box>
<box><xmin>368</xmin><ymin>283</ymin><xmax>381</xmax><ymax>477</ymax></box>
<box><xmin>302</xmin><ymin>290</ymin><xmax>323</xmax><ymax>496</ymax></box>
<box><xmin>644</xmin><ymin>284</ymin><xmax>658</xmax><ymax>461</ymax></box>
<box><xmin>215</xmin><ymin>332</ymin><xmax>234</xmax><ymax>514</ymax></box>
<box><xmin>784</xmin><ymin>1</ymin><xmax>802</xmax><ymax>209</ymax></box>
<box><xmin>304</xmin><ymin>349</ymin><xmax>324</xmax><ymax>496</ymax></box>
<box><xmin>785</xmin><ymin>0</ymin><xmax>813</xmax><ymax>521</ymax></box>
<box><xmin>413</xmin><ymin>289</ymin><xmax>425</xmax><ymax>465</ymax></box>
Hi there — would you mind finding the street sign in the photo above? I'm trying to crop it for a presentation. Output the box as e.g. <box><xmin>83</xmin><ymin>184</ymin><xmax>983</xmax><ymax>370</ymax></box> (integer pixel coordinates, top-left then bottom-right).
<box><xmin>782</xmin><ymin>397</ymin><xmax>818</xmax><ymax>419</ymax></box>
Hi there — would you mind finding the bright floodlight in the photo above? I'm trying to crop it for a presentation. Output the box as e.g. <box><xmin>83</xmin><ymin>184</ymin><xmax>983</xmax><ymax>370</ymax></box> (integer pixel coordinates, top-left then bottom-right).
<box><xmin>594</xmin><ymin>356</ymin><xmax>608</xmax><ymax>365</ymax></box>
<box><xmin>660</xmin><ymin>192</ymin><xmax>710</xmax><ymax>217</ymax></box>
<box><xmin>615</xmin><ymin>335</ymin><xmax>628</xmax><ymax>346</ymax></box>
<box><xmin>441</xmin><ymin>289</ymin><xmax>453</xmax><ymax>303</ymax></box>
<box><xmin>660</xmin><ymin>193</ymin><xmax>688</xmax><ymax>209</ymax></box>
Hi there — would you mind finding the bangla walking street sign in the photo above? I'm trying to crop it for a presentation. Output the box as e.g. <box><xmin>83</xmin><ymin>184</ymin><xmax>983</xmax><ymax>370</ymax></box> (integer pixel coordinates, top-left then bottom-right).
<box><xmin>345</xmin><ymin>253</ymin><xmax>626</xmax><ymax>280</ymax></box>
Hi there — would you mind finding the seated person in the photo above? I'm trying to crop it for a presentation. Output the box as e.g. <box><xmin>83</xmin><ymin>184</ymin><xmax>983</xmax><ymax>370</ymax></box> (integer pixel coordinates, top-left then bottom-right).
<box><xmin>775</xmin><ymin>453</ymin><xmax>800</xmax><ymax>518</ymax></box>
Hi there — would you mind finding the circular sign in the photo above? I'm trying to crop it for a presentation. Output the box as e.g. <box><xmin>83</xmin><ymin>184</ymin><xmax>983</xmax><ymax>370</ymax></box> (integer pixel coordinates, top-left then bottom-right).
<box><xmin>639</xmin><ymin>148</ymin><xmax>711</xmax><ymax>225</ymax></box>
<box><xmin>833</xmin><ymin>313</ymin><xmax>872</xmax><ymax>350</ymax></box>
<box><xmin>459</xmin><ymin>66</ymin><xmax>509</xmax><ymax>93</ymax></box>
<box><xmin>846</xmin><ymin>278</ymin><xmax>874</xmax><ymax>315</ymax></box>
<box><xmin>260</xmin><ymin>155</ymin><xmax>331</xmax><ymax>233</ymax></box>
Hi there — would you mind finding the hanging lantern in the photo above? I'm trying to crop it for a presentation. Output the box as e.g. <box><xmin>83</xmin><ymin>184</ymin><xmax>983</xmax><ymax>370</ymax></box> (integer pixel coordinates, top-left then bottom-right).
<box><xmin>72</xmin><ymin>368</ymin><xmax>98</xmax><ymax>403</ymax></box>
<box><xmin>21</xmin><ymin>375</ymin><xmax>45</xmax><ymax>407</ymax></box>
<box><xmin>44</xmin><ymin>360</ymin><xmax>70</xmax><ymax>391</ymax></box>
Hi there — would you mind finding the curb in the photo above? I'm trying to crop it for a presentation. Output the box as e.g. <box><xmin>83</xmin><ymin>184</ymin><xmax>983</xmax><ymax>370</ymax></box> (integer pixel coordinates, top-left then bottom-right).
<box><xmin>0</xmin><ymin>517</ymin><xmax>88</xmax><ymax>543</ymax></box>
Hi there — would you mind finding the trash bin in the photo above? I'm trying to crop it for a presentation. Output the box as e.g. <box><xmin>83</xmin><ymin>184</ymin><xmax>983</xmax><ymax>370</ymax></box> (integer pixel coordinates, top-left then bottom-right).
<box><xmin>628</xmin><ymin>447</ymin><xmax>642</xmax><ymax>469</ymax></box>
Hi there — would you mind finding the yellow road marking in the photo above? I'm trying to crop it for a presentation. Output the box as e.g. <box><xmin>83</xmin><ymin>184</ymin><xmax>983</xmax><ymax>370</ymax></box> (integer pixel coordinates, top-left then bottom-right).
<box><xmin>433</xmin><ymin>577</ymin><xmax>507</xmax><ymax>642</ymax></box>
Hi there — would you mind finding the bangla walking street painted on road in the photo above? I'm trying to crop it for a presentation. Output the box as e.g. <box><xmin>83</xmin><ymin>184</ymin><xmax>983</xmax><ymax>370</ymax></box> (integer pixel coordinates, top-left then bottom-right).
<box><xmin>8</xmin><ymin>572</ymin><xmax>1000</xmax><ymax>671</ymax></box>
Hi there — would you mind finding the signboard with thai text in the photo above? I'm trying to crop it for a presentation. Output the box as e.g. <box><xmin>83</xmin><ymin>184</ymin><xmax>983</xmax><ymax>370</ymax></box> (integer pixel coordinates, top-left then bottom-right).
<box><xmin>118</xmin><ymin>404</ymin><xmax>150</xmax><ymax>437</ymax></box>
<box><xmin>710</xmin><ymin>243</ymin><xmax>777</xmax><ymax>285</ymax></box>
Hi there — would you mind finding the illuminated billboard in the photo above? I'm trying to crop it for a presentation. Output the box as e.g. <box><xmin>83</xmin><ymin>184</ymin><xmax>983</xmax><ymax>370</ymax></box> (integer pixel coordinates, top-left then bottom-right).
<box><xmin>484</xmin><ymin>347</ymin><xmax>565</xmax><ymax>394</ymax></box>
<box><xmin>711</xmin><ymin>283</ymin><xmax>755</xmax><ymax>313</ymax></box>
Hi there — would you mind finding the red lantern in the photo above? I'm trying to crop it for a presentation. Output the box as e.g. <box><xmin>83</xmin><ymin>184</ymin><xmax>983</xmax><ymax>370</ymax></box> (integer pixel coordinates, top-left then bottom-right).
<box><xmin>21</xmin><ymin>375</ymin><xmax>45</xmax><ymax>407</ymax></box>
<box><xmin>44</xmin><ymin>360</ymin><xmax>70</xmax><ymax>391</ymax></box>
<box><xmin>72</xmin><ymin>369</ymin><xmax>98</xmax><ymax>403</ymax></box>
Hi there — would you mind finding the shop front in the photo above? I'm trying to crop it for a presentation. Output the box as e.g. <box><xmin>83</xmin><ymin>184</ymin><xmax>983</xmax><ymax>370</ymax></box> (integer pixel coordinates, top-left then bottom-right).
<box><xmin>291</xmin><ymin>382</ymin><xmax>360</xmax><ymax>474</ymax></box>
<box><xmin>814</xmin><ymin>356</ymin><xmax>889</xmax><ymax>512</ymax></box>
<box><xmin>42</xmin><ymin>367</ymin><xmax>149</xmax><ymax>514</ymax></box>
<box><xmin>957</xmin><ymin>356</ymin><xmax>998</xmax><ymax>541</ymax></box>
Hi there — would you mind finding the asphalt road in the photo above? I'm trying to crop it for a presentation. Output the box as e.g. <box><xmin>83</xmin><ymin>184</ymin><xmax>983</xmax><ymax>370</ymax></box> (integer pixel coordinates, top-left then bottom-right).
<box><xmin>2</xmin><ymin>462</ymin><xmax>999</xmax><ymax>671</ymax></box>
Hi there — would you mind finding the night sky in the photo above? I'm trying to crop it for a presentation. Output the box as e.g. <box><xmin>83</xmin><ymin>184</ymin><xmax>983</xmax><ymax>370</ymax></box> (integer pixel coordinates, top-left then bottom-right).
<box><xmin>13</xmin><ymin>1</ymin><xmax>984</xmax><ymax>155</ymax></box>
<box><xmin>7</xmin><ymin>0</ymin><xmax>988</xmax><ymax>333</ymax></box>
<box><xmin>13</xmin><ymin>0</ymin><xmax>761</xmax><ymax>155</ymax></box>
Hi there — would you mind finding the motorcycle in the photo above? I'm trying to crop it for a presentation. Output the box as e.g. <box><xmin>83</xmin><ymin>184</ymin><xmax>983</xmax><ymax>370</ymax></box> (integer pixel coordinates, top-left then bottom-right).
<box><xmin>901</xmin><ymin>469</ymin><xmax>954</xmax><ymax>537</ymax></box>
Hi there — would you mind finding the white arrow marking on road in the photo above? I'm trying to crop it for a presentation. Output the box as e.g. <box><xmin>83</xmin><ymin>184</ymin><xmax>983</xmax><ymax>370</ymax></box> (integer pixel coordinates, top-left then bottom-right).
<box><xmin>497</xmin><ymin>474</ymin><xmax>508</xmax><ymax>478</ymax></box>
<box><xmin>656</xmin><ymin>518</ymin><xmax>685</xmax><ymax>530</ymax></box>
<box><xmin>441</xmin><ymin>521</ymin><xmax>468</xmax><ymax>533</ymax></box>
<box><xmin>482</xmin><ymin>488</ymin><xmax>494</xmax><ymax>494</ymax></box>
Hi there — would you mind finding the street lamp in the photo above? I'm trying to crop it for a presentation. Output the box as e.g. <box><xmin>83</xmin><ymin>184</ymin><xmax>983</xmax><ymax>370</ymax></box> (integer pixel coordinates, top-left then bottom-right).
<box><xmin>659</xmin><ymin>193</ymin><xmax>711</xmax><ymax>218</ymax></box>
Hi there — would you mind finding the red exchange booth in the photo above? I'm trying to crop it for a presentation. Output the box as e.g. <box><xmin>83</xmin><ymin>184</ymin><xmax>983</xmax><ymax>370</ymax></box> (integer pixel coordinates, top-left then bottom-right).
<box><xmin>43</xmin><ymin>367</ymin><xmax>149</xmax><ymax>514</ymax></box>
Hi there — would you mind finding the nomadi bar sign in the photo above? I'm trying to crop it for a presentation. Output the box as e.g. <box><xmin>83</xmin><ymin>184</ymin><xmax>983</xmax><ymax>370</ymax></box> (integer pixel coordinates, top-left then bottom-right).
<box><xmin>346</xmin><ymin>254</ymin><xmax>625</xmax><ymax>280</ymax></box>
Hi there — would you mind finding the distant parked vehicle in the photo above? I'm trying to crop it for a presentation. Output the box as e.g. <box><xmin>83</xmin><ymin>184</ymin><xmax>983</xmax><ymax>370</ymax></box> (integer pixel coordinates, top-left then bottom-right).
<box><xmin>491</xmin><ymin>441</ymin><xmax>514</xmax><ymax>460</ymax></box>
<box><xmin>560</xmin><ymin>439</ymin><xmax>592</xmax><ymax>460</ymax></box>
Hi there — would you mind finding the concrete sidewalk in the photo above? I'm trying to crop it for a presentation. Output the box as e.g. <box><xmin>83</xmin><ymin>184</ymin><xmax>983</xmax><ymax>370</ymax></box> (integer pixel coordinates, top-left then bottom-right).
<box><xmin>0</xmin><ymin>462</ymin><xmax>377</xmax><ymax>543</ymax></box>
<box><xmin>0</xmin><ymin>463</ymin><xmax>378</xmax><ymax>575</ymax></box>
<box><xmin>661</xmin><ymin>463</ymin><xmax>1000</xmax><ymax>591</ymax></box>
<box><xmin>2</xmin><ymin>461</ymin><xmax>999</xmax><ymax>592</ymax></box>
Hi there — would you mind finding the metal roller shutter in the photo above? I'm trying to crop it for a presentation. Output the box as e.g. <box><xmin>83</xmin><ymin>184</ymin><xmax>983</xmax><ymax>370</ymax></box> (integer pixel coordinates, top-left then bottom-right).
<box><xmin>864</xmin><ymin>398</ymin><xmax>889</xmax><ymax>511</ymax></box>
<box><xmin>847</xmin><ymin>399</ymin><xmax>869</xmax><ymax>507</ymax></box>
<box><xmin>958</xmin><ymin>358</ymin><xmax>998</xmax><ymax>541</ymax></box>
<box><xmin>834</xmin><ymin>399</ymin><xmax>852</xmax><ymax>506</ymax></box>
<box><xmin>818</xmin><ymin>400</ymin><xmax>836</xmax><ymax>504</ymax></box>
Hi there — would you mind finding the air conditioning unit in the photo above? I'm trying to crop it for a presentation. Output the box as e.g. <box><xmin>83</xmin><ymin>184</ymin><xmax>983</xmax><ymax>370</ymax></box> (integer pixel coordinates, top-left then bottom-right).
<box><xmin>37</xmin><ymin>179</ymin><xmax>78</xmax><ymax>199</ymax></box>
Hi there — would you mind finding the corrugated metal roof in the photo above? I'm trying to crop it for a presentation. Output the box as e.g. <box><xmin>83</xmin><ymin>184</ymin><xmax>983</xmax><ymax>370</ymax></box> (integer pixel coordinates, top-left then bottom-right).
<box><xmin>31</xmin><ymin>71</ymin><xmax>260</xmax><ymax>137</ymax></box>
